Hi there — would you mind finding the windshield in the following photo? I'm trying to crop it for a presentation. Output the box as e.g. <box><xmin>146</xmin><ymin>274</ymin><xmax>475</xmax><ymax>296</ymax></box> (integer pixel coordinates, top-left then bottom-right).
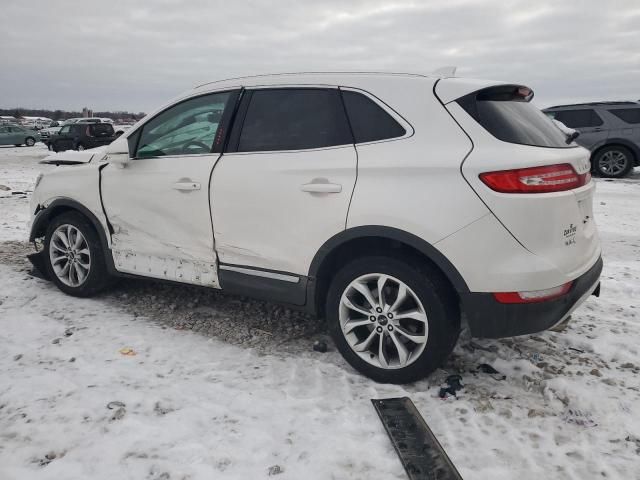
<box><xmin>458</xmin><ymin>85</ymin><xmax>572</xmax><ymax>148</ymax></box>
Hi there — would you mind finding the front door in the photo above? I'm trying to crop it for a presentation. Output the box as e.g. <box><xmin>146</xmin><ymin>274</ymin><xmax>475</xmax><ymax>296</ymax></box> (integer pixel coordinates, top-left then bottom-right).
<box><xmin>101</xmin><ymin>90</ymin><xmax>239</xmax><ymax>287</ymax></box>
<box><xmin>211</xmin><ymin>87</ymin><xmax>357</xmax><ymax>277</ymax></box>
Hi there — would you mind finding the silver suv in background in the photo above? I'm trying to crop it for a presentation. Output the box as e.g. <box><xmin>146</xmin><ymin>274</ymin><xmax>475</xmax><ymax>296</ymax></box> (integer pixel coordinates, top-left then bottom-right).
<box><xmin>544</xmin><ymin>101</ymin><xmax>640</xmax><ymax>178</ymax></box>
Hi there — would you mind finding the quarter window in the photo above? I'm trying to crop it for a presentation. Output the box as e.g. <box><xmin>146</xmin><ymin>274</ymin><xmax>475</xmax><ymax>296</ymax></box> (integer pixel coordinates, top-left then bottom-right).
<box><xmin>552</xmin><ymin>109</ymin><xmax>603</xmax><ymax>129</ymax></box>
<box><xmin>342</xmin><ymin>90</ymin><xmax>406</xmax><ymax>143</ymax></box>
<box><xmin>609</xmin><ymin>108</ymin><xmax>640</xmax><ymax>124</ymax></box>
<box><xmin>136</xmin><ymin>91</ymin><xmax>232</xmax><ymax>158</ymax></box>
<box><xmin>237</xmin><ymin>89</ymin><xmax>352</xmax><ymax>152</ymax></box>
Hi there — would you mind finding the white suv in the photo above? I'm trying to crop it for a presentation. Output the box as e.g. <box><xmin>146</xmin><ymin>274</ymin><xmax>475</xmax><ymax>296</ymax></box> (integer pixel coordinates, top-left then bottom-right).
<box><xmin>28</xmin><ymin>72</ymin><xmax>602</xmax><ymax>383</ymax></box>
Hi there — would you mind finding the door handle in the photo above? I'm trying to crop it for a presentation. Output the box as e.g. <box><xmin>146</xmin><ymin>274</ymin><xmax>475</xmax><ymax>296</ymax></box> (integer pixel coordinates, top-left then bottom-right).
<box><xmin>301</xmin><ymin>181</ymin><xmax>342</xmax><ymax>194</ymax></box>
<box><xmin>173</xmin><ymin>181</ymin><xmax>201</xmax><ymax>191</ymax></box>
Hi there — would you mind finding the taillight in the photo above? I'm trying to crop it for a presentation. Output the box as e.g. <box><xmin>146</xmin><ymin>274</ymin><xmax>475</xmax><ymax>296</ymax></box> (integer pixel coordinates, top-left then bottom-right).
<box><xmin>493</xmin><ymin>281</ymin><xmax>573</xmax><ymax>304</ymax></box>
<box><xmin>479</xmin><ymin>164</ymin><xmax>590</xmax><ymax>193</ymax></box>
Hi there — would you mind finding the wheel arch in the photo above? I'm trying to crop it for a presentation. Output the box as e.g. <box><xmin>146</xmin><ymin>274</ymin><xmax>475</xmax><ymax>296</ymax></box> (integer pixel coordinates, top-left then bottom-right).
<box><xmin>307</xmin><ymin>226</ymin><xmax>469</xmax><ymax>317</ymax></box>
<box><xmin>591</xmin><ymin>139</ymin><xmax>640</xmax><ymax>166</ymax></box>
<box><xmin>29</xmin><ymin>198</ymin><xmax>114</xmax><ymax>270</ymax></box>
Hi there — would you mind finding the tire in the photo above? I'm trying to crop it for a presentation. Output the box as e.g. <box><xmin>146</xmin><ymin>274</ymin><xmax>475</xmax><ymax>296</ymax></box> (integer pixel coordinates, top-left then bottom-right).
<box><xmin>326</xmin><ymin>255</ymin><xmax>460</xmax><ymax>384</ymax></box>
<box><xmin>593</xmin><ymin>145</ymin><xmax>634</xmax><ymax>178</ymax></box>
<box><xmin>76</xmin><ymin>143</ymin><xmax>85</xmax><ymax>151</ymax></box>
<box><xmin>43</xmin><ymin>212</ymin><xmax>111</xmax><ymax>297</ymax></box>
<box><xmin>25</xmin><ymin>137</ymin><xmax>36</xmax><ymax>147</ymax></box>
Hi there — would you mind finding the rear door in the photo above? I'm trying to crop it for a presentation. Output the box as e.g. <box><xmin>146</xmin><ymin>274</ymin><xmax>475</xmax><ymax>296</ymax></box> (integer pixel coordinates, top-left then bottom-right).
<box><xmin>447</xmin><ymin>85</ymin><xmax>600</xmax><ymax>279</ymax></box>
<box><xmin>101</xmin><ymin>89</ymin><xmax>239</xmax><ymax>287</ymax></box>
<box><xmin>211</xmin><ymin>87</ymin><xmax>357</xmax><ymax>277</ymax></box>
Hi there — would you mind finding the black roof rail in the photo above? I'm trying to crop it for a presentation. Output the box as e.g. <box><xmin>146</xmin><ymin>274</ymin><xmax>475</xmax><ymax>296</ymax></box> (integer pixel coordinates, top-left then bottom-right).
<box><xmin>545</xmin><ymin>101</ymin><xmax>639</xmax><ymax>109</ymax></box>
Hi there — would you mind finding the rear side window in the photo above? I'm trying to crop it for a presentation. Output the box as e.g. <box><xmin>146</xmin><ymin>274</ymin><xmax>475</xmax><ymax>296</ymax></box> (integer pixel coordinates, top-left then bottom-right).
<box><xmin>458</xmin><ymin>85</ymin><xmax>572</xmax><ymax>148</ymax></box>
<box><xmin>341</xmin><ymin>91</ymin><xmax>406</xmax><ymax>143</ymax></box>
<box><xmin>552</xmin><ymin>109</ymin><xmax>603</xmax><ymax>129</ymax></box>
<box><xmin>609</xmin><ymin>108</ymin><xmax>640</xmax><ymax>124</ymax></box>
<box><xmin>238</xmin><ymin>89</ymin><xmax>351</xmax><ymax>152</ymax></box>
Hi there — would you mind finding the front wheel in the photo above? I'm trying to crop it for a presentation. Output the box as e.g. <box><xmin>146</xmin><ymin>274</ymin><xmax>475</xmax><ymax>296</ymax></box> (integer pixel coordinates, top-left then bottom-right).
<box><xmin>593</xmin><ymin>146</ymin><xmax>633</xmax><ymax>178</ymax></box>
<box><xmin>326</xmin><ymin>256</ymin><xmax>460</xmax><ymax>384</ymax></box>
<box><xmin>76</xmin><ymin>143</ymin><xmax>85</xmax><ymax>151</ymax></box>
<box><xmin>25</xmin><ymin>137</ymin><xmax>36</xmax><ymax>147</ymax></box>
<box><xmin>44</xmin><ymin>212</ymin><xmax>111</xmax><ymax>297</ymax></box>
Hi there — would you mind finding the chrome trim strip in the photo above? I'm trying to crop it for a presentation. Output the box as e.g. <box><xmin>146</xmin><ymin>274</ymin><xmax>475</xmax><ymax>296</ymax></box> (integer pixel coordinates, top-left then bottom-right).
<box><xmin>219</xmin><ymin>265</ymin><xmax>300</xmax><ymax>283</ymax></box>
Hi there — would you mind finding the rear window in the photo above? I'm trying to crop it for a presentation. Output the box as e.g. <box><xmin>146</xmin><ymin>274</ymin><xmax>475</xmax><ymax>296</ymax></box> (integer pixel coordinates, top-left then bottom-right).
<box><xmin>550</xmin><ymin>109</ymin><xmax>603</xmax><ymax>129</ymax></box>
<box><xmin>89</xmin><ymin>123</ymin><xmax>114</xmax><ymax>137</ymax></box>
<box><xmin>458</xmin><ymin>85</ymin><xmax>572</xmax><ymax>148</ymax></box>
<box><xmin>609</xmin><ymin>108</ymin><xmax>640</xmax><ymax>124</ymax></box>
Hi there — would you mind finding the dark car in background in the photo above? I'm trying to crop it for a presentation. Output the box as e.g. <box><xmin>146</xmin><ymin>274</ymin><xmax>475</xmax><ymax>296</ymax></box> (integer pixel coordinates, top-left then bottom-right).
<box><xmin>544</xmin><ymin>101</ymin><xmax>640</xmax><ymax>178</ymax></box>
<box><xmin>49</xmin><ymin>122</ymin><xmax>116</xmax><ymax>152</ymax></box>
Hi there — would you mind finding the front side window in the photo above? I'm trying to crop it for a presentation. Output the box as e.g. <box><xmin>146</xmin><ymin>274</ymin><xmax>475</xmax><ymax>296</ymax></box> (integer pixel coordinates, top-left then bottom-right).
<box><xmin>59</xmin><ymin>126</ymin><xmax>71</xmax><ymax>135</ymax></box>
<box><xmin>237</xmin><ymin>88</ymin><xmax>351</xmax><ymax>152</ymax></box>
<box><xmin>609</xmin><ymin>108</ymin><xmax>640</xmax><ymax>125</ymax></box>
<box><xmin>135</xmin><ymin>91</ymin><xmax>232</xmax><ymax>158</ymax></box>
<box><xmin>342</xmin><ymin>90</ymin><xmax>406</xmax><ymax>143</ymax></box>
<box><xmin>552</xmin><ymin>109</ymin><xmax>603</xmax><ymax>129</ymax></box>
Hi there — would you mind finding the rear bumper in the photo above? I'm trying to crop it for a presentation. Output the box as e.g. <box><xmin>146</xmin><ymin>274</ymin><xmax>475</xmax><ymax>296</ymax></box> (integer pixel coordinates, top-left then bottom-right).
<box><xmin>461</xmin><ymin>256</ymin><xmax>603</xmax><ymax>338</ymax></box>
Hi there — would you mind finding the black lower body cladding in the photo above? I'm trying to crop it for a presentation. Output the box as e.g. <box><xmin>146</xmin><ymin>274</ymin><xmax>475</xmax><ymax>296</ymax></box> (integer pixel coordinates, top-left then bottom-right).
<box><xmin>461</xmin><ymin>256</ymin><xmax>603</xmax><ymax>338</ymax></box>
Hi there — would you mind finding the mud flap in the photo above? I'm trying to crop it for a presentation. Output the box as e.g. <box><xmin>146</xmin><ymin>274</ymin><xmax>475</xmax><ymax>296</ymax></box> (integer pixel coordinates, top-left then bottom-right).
<box><xmin>372</xmin><ymin>397</ymin><xmax>463</xmax><ymax>480</ymax></box>
<box><xmin>27</xmin><ymin>251</ymin><xmax>50</xmax><ymax>280</ymax></box>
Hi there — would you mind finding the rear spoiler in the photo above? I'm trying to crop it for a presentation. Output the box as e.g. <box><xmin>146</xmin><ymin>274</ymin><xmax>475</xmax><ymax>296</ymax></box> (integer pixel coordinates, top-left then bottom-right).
<box><xmin>40</xmin><ymin>147</ymin><xmax>106</xmax><ymax>166</ymax></box>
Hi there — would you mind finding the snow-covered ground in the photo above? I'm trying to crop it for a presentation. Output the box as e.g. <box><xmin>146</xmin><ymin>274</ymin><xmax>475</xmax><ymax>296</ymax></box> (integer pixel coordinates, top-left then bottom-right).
<box><xmin>0</xmin><ymin>144</ymin><xmax>639</xmax><ymax>479</ymax></box>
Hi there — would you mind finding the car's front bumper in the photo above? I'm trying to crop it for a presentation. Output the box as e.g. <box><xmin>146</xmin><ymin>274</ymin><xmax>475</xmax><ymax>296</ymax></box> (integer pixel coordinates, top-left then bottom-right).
<box><xmin>461</xmin><ymin>256</ymin><xmax>603</xmax><ymax>338</ymax></box>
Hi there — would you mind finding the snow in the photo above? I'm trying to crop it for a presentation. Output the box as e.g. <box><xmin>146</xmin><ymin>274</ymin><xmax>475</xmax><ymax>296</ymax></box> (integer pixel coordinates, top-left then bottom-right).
<box><xmin>1</xmin><ymin>146</ymin><xmax>639</xmax><ymax>479</ymax></box>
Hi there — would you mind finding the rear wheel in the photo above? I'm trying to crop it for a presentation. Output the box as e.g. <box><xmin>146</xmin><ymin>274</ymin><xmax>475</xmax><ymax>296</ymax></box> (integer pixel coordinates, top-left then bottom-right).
<box><xmin>44</xmin><ymin>212</ymin><xmax>111</xmax><ymax>297</ymax></box>
<box><xmin>326</xmin><ymin>256</ymin><xmax>459</xmax><ymax>384</ymax></box>
<box><xmin>25</xmin><ymin>137</ymin><xmax>36</xmax><ymax>147</ymax></box>
<box><xmin>594</xmin><ymin>145</ymin><xmax>633</xmax><ymax>178</ymax></box>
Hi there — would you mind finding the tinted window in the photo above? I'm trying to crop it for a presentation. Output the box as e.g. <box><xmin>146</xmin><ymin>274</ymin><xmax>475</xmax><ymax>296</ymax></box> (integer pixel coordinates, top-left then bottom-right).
<box><xmin>89</xmin><ymin>124</ymin><xmax>115</xmax><ymax>137</ymax></box>
<box><xmin>552</xmin><ymin>109</ymin><xmax>603</xmax><ymax>129</ymax></box>
<box><xmin>342</xmin><ymin>91</ymin><xmax>405</xmax><ymax>143</ymax></box>
<box><xmin>59</xmin><ymin>126</ymin><xmax>71</xmax><ymax>135</ymax></box>
<box><xmin>609</xmin><ymin>108</ymin><xmax>640</xmax><ymax>124</ymax></box>
<box><xmin>458</xmin><ymin>86</ymin><xmax>572</xmax><ymax>148</ymax></box>
<box><xmin>238</xmin><ymin>89</ymin><xmax>351</xmax><ymax>152</ymax></box>
<box><xmin>136</xmin><ymin>91</ymin><xmax>231</xmax><ymax>158</ymax></box>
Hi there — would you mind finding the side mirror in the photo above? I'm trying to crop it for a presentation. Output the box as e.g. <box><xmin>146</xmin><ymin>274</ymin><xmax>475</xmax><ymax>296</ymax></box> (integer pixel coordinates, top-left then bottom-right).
<box><xmin>105</xmin><ymin>136</ymin><xmax>131</xmax><ymax>166</ymax></box>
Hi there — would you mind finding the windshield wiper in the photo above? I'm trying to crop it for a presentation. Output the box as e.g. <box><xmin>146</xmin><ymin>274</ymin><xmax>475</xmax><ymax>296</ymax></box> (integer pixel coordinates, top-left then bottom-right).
<box><xmin>566</xmin><ymin>131</ymin><xmax>580</xmax><ymax>144</ymax></box>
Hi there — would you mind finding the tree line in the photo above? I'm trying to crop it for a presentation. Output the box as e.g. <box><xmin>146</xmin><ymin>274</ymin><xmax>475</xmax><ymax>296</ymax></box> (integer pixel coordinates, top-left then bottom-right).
<box><xmin>0</xmin><ymin>108</ymin><xmax>146</xmax><ymax>121</ymax></box>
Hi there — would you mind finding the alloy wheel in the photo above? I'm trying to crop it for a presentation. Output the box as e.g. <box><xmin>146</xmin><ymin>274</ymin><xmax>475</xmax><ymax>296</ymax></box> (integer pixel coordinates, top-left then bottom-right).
<box><xmin>339</xmin><ymin>273</ymin><xmax>429</xmax><ymax>369</ymax></box>
<box><xmin>48</xmin><ymin>224</ymin><xmax>91</xmax><ymax>287</ymax></box>
<box><xmin>598</xmin><ymin>150</ymin><xmax>628</xmax><ymax>176</ymax></box>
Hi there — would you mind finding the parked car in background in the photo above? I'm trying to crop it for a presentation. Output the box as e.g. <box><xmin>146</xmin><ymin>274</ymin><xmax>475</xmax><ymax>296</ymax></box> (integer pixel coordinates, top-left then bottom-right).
<box><xmin>40</xmin><ymin>125</ymin><xmax>63</xmax><ymax>145</ymax></box>
<box><xmin>0</xmin><ymin>124</ymin><xmax>39</xmax><ymax>146</ymax></box>
<box><xmin>29</xmin><ymin>73</ymin><xmax>602</xmax><ymax>383</ymax></box>
<box><xmin>49</xmin><ymin>122</ymin><xmax>116</xmax><ymax>152</ymax></box>
<box><xmin>544</xmin><ymin>101</ymin><xmax>640</xmax><ymax>178</ymax></box>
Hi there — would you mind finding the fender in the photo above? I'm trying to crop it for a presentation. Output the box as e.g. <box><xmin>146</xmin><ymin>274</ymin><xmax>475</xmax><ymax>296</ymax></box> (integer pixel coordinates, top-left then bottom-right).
<box><xmin>308</xmin><ymin>225</ymin><xmax>470</xmax><ymax>291</ymax></box>
<box><xmin>29</xmin><ymin>197</ymin><xmax>116</xmax><ymax>272</ymax></box>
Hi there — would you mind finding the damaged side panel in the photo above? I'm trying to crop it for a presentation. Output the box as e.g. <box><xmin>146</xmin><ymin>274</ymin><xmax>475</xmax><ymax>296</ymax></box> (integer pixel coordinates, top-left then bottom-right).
<box><xmin>99</xmin><ymin>156</ymin><xmax>222</xmax><ymax>289</ymax></box>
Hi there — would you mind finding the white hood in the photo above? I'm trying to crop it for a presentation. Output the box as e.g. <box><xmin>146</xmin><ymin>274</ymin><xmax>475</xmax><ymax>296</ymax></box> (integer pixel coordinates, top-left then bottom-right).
<box><xmin>40</xmin><ymin>147</ymin><xmax>107</xmax><ymax>165</ymax></box>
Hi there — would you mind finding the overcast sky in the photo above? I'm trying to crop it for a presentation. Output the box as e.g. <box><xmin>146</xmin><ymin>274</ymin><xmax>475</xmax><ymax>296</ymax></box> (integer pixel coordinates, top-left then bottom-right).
<box><xmin>1</xmin><ymin>0</ymin><xmax>639</xmax><ymax>112</ymax></box>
